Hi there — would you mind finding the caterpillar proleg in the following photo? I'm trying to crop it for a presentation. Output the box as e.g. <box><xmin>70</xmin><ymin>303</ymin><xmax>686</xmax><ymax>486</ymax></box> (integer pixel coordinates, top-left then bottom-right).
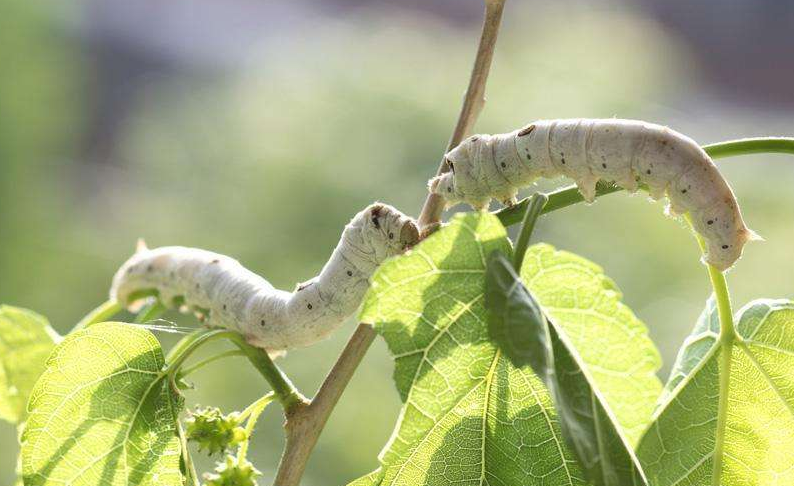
<box><xmin>110</xmin><ymin>203</ymin><xmax>419</xmax><ymax>354</ymax></box>
<box><xmin>428</xmin><ymin>119</ymin><xmax>757</xmax><ymax>270</ymax></box>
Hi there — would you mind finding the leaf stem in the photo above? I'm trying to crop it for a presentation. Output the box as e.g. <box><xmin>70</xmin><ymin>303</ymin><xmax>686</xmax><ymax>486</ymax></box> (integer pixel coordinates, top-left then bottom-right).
<box><xmin>165</xmin><ymin>329</ymin><xmax>306</xmax><ymax>411</ymax></box>
<box><xmin>687</xmin><ymin>226</ymin><xmax>735</xmax><ymax>343</ymax></box>
<box><xmin>702</xmin><ymin>136</ymin><xmax>794</xmax><ymax>159</ymax></box>
<box><xmin>495</xmin><ymin>137</ymin><xmax>794</xmax><ymax>227</ymax></box>
<box><xmin>177</xmin><ymin>349</ymin><xmax>246</xmax><ymax>378</ymax></box>
<box><xmin>237</xmin><ymin>392</ymin><xmax>276</xmax><ymax>462</ymax></box>
<box><xmin>226</xmin><ymin>335</ymin><xmax>307</xmax><ymax>411</ymax></box>
<box><xmin>512</xmin><ymin>193</ymin><xmax>548</xmax><ymax>271</ymax></box>
<box><xmin>72</xmin><ymin>299</ymin><xmax>122</xmax><ymax>332</ymax></box>
<box><xmin>134</xmin><ymin>300</ymin><xmax>167</xmax><ymax>324</ymax></box>
<box><xmin>682</xmin><ymin>215</ymin><xmax>735</xmax><ymax>485</ymax></box>
<box><xmin>173</xmin><ymin>373</ymin><xmax>201</xmax><ymax>486</ymax></box>
<box><xmin>166</xmin><ymin>329</ymin><xmax>234</xmax><ymax>371</ymax></box>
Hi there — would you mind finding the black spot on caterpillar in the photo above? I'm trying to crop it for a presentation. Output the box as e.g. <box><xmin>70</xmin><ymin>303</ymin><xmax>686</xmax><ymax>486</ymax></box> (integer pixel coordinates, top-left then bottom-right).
<box><xmin>110</xmin><ymin>203</ymin><xmax>419</xmax><ymax>355</ymax></box>
<box><xmin>428</xmin><ymin>119</ymin><xmax>758</xmax><ymax>270</ymax></box>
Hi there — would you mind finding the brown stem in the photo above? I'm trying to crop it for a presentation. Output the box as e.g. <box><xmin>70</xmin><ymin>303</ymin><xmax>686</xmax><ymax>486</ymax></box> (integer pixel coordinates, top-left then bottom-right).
<box><xmin>417</xmin><ymin>0</ymin><xmax>507</xmax><ymax>233</ymax></box>
<box><xmin>270</xmin><ymin>2</ymin><xmax>507</xmax><ymax>484</ymax></box>
<box><xmin>273</xmin><ymin>324</ymin><xmax>377</xmax><ymax>486</ymax></box>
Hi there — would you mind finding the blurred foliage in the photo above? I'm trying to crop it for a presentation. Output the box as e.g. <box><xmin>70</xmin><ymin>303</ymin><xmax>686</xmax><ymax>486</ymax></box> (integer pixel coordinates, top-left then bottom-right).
<box><xmin>1</xmin><ymin>1</ymin><xmax>793</xmax><ymax>485</ymax></box>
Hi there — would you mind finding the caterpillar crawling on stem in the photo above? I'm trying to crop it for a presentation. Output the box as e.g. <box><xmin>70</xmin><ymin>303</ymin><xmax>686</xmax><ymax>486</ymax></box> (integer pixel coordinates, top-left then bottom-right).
<box><xmin>429</xmin><ymin>118</ymin><xmax>759</xmax><ymax>270</ymax></box>
<box><xmin>110</xmin><ymin>203</ymin><xmax>419</xmax><ymax>355</ymax></box>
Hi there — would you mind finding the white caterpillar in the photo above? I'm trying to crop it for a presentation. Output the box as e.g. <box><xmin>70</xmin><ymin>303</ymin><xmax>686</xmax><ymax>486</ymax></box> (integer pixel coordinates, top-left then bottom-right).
<box><xmin>110</xmin><ymin>203</ymin><xmax>419</xmax><ymax>354</ymax></box>
<box><xmin>429</xmin><ymin>119</ymin><xmax>757</xmax><ymax>270</ymax></box>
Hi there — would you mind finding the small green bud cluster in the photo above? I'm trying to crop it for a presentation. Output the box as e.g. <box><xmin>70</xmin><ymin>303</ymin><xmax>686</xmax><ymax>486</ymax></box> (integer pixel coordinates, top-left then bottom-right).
<box><xmin>203</xmin><ymin>455</ymin><xmax>262</xmax><ymax>486</ymax></box>
<box><xmin>185</xmin><ymin>406</ymin><xmax>247</xmax><ymax>456</ymax></box>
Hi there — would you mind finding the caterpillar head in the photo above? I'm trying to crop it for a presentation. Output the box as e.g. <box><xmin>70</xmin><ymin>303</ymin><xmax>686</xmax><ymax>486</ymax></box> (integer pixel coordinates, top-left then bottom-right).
<box><xmin>428</xmin><ymin>172</ymin><xmax>460</xmax><ymax>206</ymax></box>
<box><xmin>428</xmin><ymin>136</ymin><xmax>493</xmax><ymax>211</ymax></box>
<box><xmin>110</xmin><ymin>247</ymin><xmax>156</xmax><ymax>309</ymax></box>
<box><xmin>364</xmin><ymin>203</ymin><xmax>419</xmax><ymax>256</ymax></box>
<box><xmin>704</xmin><ymin>227</ymin><xmax>761</xmax><ymax>272</ymax></box>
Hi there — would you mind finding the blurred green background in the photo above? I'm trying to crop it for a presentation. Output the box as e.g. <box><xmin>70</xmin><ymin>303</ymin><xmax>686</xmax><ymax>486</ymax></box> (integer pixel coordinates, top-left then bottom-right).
<box><xmin>1</xmin><ymin>0</ymin><xmax>792</xmax><ymax>484</ymax></box>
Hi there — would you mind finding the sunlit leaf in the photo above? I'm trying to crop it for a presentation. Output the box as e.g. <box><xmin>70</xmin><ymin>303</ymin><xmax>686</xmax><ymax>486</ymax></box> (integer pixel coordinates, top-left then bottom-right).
<box><xmin>656</xmin><ymin>295</ymin><xmax>719</xmax><ymax>408</ymax></box>
<box><xmin>21</xmin><ymin>322</ymin><xmax>184</xmax><ymax>486</ymax></box>
<box><xmin>637</xmin><ymin>299</ymin><xmax>794</xmax><ymax>485</ymax></box>
<box><xmin>358</xmin><ymin>213</ymin><xmax>585</xmax><ymax>485</ymax></box>
<box><xmin>354</xmin><ymin>212</ymin><xmax>661</xmax><ymax>485</ymax></box>
<box><xmin>486</xmin><ymin>251</ymin><xmax>647</xmax><ymax>486</ymax></box>
<box><xmin>0</xmin><ymin>305</ymin><xmax>59</xmax><ymax>424</ymax></box>
<box><xmin>348</xmin><ymin>469</ymin><xmax>383</xmax><ymax>486</ymax></box>
<box><xmin>519</xmin><ymin>244</ymin><xmax>662</xmax><ymax>445</ymax></box>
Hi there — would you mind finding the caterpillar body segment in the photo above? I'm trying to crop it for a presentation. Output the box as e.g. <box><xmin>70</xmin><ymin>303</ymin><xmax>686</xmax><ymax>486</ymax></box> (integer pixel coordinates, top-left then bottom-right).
<box><xmin>110</xmin><ymin>203</ymin><xmax>419</xmax><ymax>354</ymax></box>
<box><xmin>429</xmin><ymin>118</ymin><xmax>756</xmax><ymax>270</ymax></box>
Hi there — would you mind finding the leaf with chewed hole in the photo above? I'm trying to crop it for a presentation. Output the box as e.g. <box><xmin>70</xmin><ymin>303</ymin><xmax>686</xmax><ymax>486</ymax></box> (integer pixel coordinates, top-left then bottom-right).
<box><xmin>21</xmin><ymin>322</ymin><xmax>184</xmax><ymax>486</ymax></box>
<box><xmin>637</xmin><ymin>299</ymin><xmax>794</xmax><ymax>486</ymax></box>
<box><xmin>0</xmin><ymin>305</ymin><xmax>60</xmax><ymax>424</ymax></box>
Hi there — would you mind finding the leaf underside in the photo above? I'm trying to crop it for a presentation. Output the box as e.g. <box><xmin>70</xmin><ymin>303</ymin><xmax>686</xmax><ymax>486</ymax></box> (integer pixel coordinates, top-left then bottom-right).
<box><xmin>354</xmin><ymin>212</ymin><xmax>662</xmax><ymax>486</ymax></box>
<box><xmin>486</xmin><ymin>252</ymin><xmax>647</xmax><ymax>486</ymax></box>
<box><xmin>638</xmin><ymin>299</ymin><xmax>794</xmax><ymax>486</ymax></box>
<box><xmin>21</xmin><ymin>322</ymin><xmax>184</xmax><ymax>486</ymax></box>
<box><xmin>0</xmin><ymin>305</ymin><xmax>59</xmax><ymax>424</ymax></box>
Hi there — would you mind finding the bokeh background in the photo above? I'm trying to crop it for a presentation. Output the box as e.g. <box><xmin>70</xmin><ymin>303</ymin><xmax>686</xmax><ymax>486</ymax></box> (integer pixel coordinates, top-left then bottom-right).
<box><xmin>1</xmin><ymin>0</ymin><xmax>792</xmax><ymax>483</ymax></box>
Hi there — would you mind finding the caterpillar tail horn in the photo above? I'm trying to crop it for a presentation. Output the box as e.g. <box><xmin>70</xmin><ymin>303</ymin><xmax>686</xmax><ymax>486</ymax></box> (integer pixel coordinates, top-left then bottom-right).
<box><xmin>136</xmin><ymin>238</ymin><xmax>149</xmax><ymax>253</ymax></box>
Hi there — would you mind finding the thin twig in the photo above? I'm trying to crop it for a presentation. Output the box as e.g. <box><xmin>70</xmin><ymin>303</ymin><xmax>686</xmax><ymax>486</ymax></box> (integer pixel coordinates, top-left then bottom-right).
<box><xmin>417</xmin><ymin>0</ymin><xmax>507</xmax><ymax>233</ymax></box>
<box><xmin>270</xmin><ymin>3</ymin><xmax>508</xmax><ymax>485</ymax></box>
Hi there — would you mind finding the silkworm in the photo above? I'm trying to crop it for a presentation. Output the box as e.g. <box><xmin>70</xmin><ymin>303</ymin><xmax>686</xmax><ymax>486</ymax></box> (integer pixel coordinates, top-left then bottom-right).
<box><xmin>109</xmin><ymin>203</ymin><xmax>419</xmax><ymax>354</ymax></box>
<box><xmin>428</xmin><ymin>119</ymin><xmax>757</xmax><ymax>270</ymax></box>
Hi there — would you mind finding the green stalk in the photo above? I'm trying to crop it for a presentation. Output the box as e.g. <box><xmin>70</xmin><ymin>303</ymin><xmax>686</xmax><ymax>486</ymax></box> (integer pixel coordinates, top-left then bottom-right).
<box><xmin>173</xmin><ymin>374</ymin><xmax>200</xmax><ymax>486</ymax></box>
<box><xmin>226</xmin><ymin>335</ymin><xmax>307</xmax><ymax>411</ymax></box>
<box><xmin>683</xmin><ymin>215</ymin><xmax>735</xmax><ymax>341</ymax></box>
<box><xmin>134</xmin><ymin>300</ymin><xmax>167</xmax><ymax>324</ymax></box>
<box><xmin>165</xmin><ymin>329</ymin><xmax>233</xmax><ymax>371</ymax></box>
<box><xmin>72</xmin><ymin>299</ymin><xmax>122</xmax><ymax>332</ymax></box>
<box><xmin>165</xmin><ymin>329</ymin><xmax>306</xmax><ymax>411</ymax></box>
<box><xmin>512</xmin><ymin>193</ymin><xmax>548</xmax><ymax>271</ymax></box>
<box><xmin>237</xmin><ymin>392</ymin><xmax>276</xmax><ymax>462</ymax></box>
<box><xmin>177</xmin><ymin>349</ymin><xmax>246</xmax><ymax>378</ymax></box>
<box><xmin>683</xmin><ymin>214</ymin><xmax>735</xmax><ymax>484</ymax></box>
<box><xmin>702</xmin><ymin>137</ymin><xmax>794</xmax><ymax>159</ymax></box>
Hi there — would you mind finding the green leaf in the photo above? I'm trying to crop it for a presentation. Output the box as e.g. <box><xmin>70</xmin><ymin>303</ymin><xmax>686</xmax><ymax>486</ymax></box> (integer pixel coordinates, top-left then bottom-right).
<box><xmin>15</xmin><ymin>423</ymin><xmax>25</xmax><ymax>486</ymax></box>
<box><xmin>21</xmin><ymin>322</ymin><xmax>184</xmax><ymax>486</ymax></box>
<box><xmin>486</xmin><ymin>251</ymin><xmax>647</xmax><ymax>486</ymax></box>
<box><xmin>0</xmin><ymin>305</ymin><xmax>60</xmax><ymax>423</ymax></box>
<box><xmin>359</xmin><ymin>213</ymin><xmax>586</xmax><ymax>486</ymax></box>
<box><xmin>356</xmin><ymin>212</ymin><xmax>661</xmax><ymax>485</ymax></box>
<box><xmin>656</xmin><ymin>295</ymin><xmax>719</xmax><ymax>408</ymax></box>
<box><xmin>347</xmin><ymin>469</ymin><xmax>383</xmax><ymax>486</ymax></box>
<box><xmin>519</xmin><ymin>244</ymin><xmax>662</xmax><ymax>445</ymax></box>
<box><xmin>637</xmin><ymin>299</ymin><xmax>794</xmax><ymax>485</ymax></box>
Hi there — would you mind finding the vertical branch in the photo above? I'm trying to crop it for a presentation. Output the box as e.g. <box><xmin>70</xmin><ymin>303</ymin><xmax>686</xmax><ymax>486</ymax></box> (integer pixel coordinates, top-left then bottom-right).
<box><xmin>273</xmin><ymin>324</ymin><xmax>376</xmax><ymax>486</ymax></box>
<box><xmin>417</xmin><ymin>0</ymin><xmax>508</xmax><ymax>232</ymax></box>
<box><xmin>271</xmin><ymin>2</ymin><xmax>508</xmax><ymax>485</ymax></box>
